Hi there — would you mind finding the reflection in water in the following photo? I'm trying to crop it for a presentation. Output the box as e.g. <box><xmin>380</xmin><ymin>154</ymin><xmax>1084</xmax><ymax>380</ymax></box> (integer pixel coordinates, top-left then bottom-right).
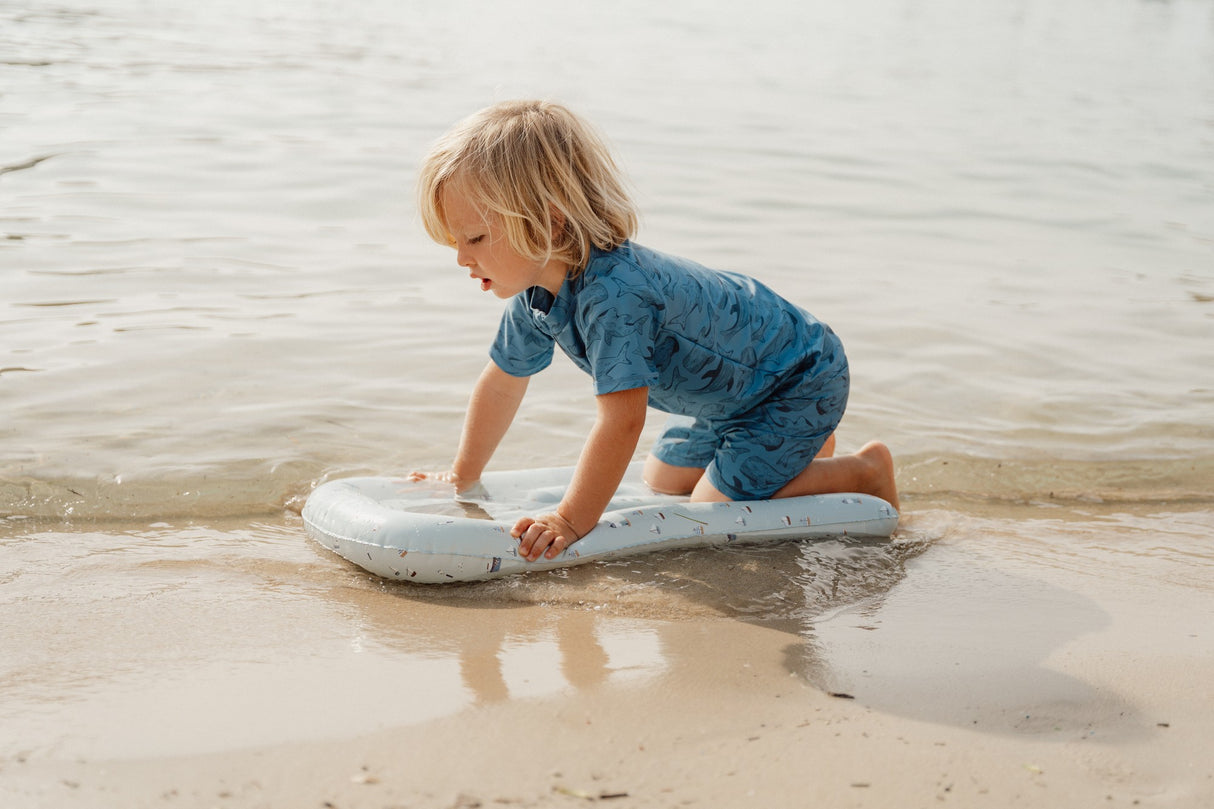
<box><xmin>785</xmin><ymin>512</ymin><xmax>1153</xmax><ymax>739</ymax></box>
<box><xmin>350</xmin><ymin>510</ymin><xmax>1148</xmax><ymax>739</ymax></box>
<box><xmin>454</xmin><ymin>610</ymin><xmax>617</xmax><ymax>704</ymax></box>
<box><xmin>795</xmin><ymin>550</ymin><xmax>1130</xmax><ymax>736</ymax></box>
<box><xmin>0</xmin><ymin>509</ymin><xmax>1175</xmax><ymax>759</ymax></box>
<box><xmin>350</xmin><ymin>530</ymin><xmax>934</xmax><ymax>707</ymax></box>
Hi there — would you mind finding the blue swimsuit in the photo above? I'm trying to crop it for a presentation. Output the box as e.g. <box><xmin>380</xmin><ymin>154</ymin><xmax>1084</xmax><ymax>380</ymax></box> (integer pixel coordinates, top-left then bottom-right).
<box><xmin>489</xmin><ymin>241</ymin><xmax>848</xmax><ymax>500</ymax></box>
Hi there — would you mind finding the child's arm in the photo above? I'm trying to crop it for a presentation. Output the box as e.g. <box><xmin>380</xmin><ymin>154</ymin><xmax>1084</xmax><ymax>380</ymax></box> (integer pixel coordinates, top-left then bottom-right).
<box><xmin>513</xmin><ymin>385</ymin><xmax>648</xmax><ymax>561</ymax></box>
<box><xmin>410</xmin><ymin>361</ymin><xmax>528</xmax><ymax>491</ymax></box>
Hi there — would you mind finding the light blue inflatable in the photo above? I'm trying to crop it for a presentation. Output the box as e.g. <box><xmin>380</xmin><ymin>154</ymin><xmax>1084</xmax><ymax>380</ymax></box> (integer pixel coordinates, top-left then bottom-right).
<box><xmin>303</xmin><ymin>462</ymin><xmax>898</xmax><ymax>583</ymax></box>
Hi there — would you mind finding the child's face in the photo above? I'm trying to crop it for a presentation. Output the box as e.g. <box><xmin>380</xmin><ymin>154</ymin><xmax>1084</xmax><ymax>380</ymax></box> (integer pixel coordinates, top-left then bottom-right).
<box><xmin>441</xmin><ymin>185</ymin><xmax>567</xmax><ymax>299</ymax></box>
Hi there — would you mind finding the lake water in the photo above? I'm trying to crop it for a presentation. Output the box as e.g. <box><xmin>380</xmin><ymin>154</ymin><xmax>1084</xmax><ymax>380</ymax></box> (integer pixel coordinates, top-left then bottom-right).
<box><xmin>2</xmin><ymin>0</ymin><xmax>1212</xmax><ymax>765</ymax></box>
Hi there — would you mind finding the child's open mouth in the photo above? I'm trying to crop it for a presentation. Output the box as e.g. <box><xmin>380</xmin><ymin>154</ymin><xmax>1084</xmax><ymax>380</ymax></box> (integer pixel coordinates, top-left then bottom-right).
<box><xmin>480</xmin><ymin>278</ymin><xmax>491</xmax><ymax>292</ymax></box>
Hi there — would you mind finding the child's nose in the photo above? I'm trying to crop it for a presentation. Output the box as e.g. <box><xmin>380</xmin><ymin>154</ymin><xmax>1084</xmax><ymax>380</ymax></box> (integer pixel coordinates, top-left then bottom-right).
<box><xmin>456</xmin><ymin>247</ymin><xmax>474</xmax><ymax>268</ymax></box>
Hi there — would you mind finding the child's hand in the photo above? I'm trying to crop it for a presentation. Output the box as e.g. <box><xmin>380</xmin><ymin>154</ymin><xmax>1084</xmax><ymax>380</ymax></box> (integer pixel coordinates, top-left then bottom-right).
<box><xmin>512</xmin><ymin>512</ymin><xmax>581</xmax><ymax>562</ymax></box>
<box><xmin>407</xmin><ymin>470</ymin><xmax>477</xmax><ymax>494</ymax></box>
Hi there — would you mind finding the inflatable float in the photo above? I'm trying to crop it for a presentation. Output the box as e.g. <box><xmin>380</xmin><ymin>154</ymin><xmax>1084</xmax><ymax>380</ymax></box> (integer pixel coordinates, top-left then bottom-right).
<box><xmin>303</xmin><ymin>462</ymin><xmax>899</xmax><ymax>583</ymax></box>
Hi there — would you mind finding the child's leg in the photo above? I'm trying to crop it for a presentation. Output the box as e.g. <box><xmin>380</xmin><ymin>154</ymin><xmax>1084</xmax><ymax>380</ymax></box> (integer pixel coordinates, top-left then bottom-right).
<box><xmin>644</xmin><ymin>414</ymin><xmax>718</xmax><ymax>495</ymax></box>
<box><xmin>643</xmin><ymin>455</ymin><xmax>705</xmax><ymax>495</ymax></box>
<box><xmin>647</xmin><ymin>369</ymin><xmax>860</xmax><ymax>501</ymax></box>
<box><xmin>689</xmin><ymin>440</ymin><xmax>898</xmax><ymax>510</ymax></box>
<box><xmin>773</xmin><ymin>441</ymin><xmax>898</xmax><ymax>509</ymax></box>
<box><xmin>648</xmin><ymin>432</ymin><xmax>837</xmax><ymax>497</ymax></box>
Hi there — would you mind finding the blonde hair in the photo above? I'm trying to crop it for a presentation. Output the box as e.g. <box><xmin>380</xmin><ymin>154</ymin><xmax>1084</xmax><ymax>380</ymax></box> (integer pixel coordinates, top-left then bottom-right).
<box><xmin>418</xmin><ymin>100</ymin><xmax>637</xmax><ymax>275</ymax></box>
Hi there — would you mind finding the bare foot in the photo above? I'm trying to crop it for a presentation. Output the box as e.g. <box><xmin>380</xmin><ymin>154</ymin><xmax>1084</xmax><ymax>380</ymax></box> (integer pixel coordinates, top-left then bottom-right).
<box><xmin>857</xmin><ymin>441</ymin><xmax>900</xmax><ymax>511</ymax></box>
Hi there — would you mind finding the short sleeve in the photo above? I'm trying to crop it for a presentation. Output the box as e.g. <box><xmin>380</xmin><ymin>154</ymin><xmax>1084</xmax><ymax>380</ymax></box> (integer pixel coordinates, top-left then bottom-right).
<box><xmin>489</xmin><ymin>295</ymin><xmax>554</xmax><ymax>377</ymax></box>
<box><xmin>577</xmin><ymin>269</ymin><xmax>661</xmax><ymax>395</ymax></box>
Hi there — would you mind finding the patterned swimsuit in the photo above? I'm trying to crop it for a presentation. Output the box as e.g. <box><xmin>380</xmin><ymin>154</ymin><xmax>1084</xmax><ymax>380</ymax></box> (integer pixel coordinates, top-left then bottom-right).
<box><xmin>489</xmin><ymin>240</ymin><xmax>849</xmax><ymax>500</ymax></box>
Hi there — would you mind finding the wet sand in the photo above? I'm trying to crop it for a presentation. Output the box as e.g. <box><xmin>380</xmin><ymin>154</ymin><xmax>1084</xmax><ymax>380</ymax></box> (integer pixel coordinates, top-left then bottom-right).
<box><xmin>2</xmin><ymin>508</ymin><xmax>1211</xmax><ymax>809</ymax></box>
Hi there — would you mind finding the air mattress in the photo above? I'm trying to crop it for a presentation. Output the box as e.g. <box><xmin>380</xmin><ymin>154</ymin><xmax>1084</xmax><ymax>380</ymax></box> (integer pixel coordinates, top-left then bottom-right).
<box><xmin>303</xmin><ymin>462</ymin><xmax>898</xmax><ymax>583</ymax></box>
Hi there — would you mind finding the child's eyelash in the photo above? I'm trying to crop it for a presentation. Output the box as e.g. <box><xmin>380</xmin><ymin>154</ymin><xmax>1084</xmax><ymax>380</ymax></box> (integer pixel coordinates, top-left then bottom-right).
<box><xmin>468</xmin><ymin>235</ymin><xmax>485</xmax><ymax>245</ymax></box>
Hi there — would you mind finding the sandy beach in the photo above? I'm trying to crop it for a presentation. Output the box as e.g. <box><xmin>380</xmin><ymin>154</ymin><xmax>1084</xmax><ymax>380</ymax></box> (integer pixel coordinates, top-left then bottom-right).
<box><xmin>3</xmin><ymin>506</ymin><xmax>1211</xmax><ymax>809</ymax></box>
<box><xmin>9</xmin><ymin>655</ymin><xmax>1209</xmax><ymax>809</ymax></box>
<box><xmin>4</xmin><ymin>617</ymin><xmax>1210</xmax><ymax>809</ymax></box>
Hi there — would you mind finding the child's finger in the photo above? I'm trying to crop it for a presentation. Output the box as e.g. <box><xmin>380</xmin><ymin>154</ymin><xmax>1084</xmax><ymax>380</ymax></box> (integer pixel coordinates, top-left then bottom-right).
<box><xmin>544</xmin><ymin>535</ymin><xmax>570</xmax><ymax>560</ymax></box>
<box><xmin>523</xmin><ymin>523</ymin><xmax>563</xmax><ymax>561</ymax></box>
<box><xmin>513</xmin><ymin>519</ymin><xmax>544</xmax><ymax>558</ymax></box>
<box><xmin>526</xmin><ymin>525</ymin><xmax>556</xmax><ymax>560</ymax></box>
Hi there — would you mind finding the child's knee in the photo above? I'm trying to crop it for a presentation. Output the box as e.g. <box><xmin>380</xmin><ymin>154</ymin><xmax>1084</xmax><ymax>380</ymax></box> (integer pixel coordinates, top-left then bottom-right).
<box><xmin>643</xmin><ymin>455</ymin><xmax>703</xmax><ymax>495</ymax></box>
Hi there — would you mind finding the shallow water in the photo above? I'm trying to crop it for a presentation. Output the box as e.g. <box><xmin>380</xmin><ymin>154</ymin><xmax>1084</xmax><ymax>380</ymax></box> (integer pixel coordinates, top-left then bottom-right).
<box><xmin>2</xmin><ymin>0</ymin><xmax>1212</xmax><ymax>761</ymax></box>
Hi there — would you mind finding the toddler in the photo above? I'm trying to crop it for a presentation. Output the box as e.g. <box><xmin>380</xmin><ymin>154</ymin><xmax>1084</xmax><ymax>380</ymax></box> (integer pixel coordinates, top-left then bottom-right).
<box><xmin>411</xmin><ymin>100</ymin><xmax>897</xmax><ymax>562</ymax></box>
